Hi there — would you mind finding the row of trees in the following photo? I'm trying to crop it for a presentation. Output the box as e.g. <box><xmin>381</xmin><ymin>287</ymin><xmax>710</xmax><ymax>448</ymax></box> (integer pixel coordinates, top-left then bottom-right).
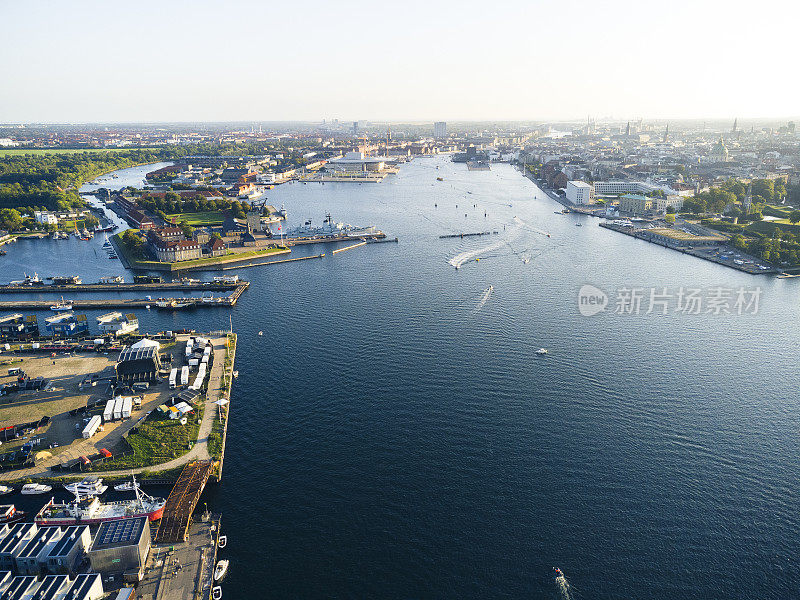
<box><xmin>730</xmin><ymin>228</ymin><xmax>800</xmax><ymax>265</ymax></box>
<box><xmin>136</xmin><ymin>193</ymin><xmax>251</xmax><ymax>219</ymax></box>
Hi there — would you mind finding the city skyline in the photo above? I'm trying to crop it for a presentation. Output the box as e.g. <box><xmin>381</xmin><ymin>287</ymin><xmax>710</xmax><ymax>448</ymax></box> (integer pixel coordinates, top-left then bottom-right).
<box><xmin>2</xmin><ymin>0</ymin><xmax>799</xmax><ymax>123</ymax></box>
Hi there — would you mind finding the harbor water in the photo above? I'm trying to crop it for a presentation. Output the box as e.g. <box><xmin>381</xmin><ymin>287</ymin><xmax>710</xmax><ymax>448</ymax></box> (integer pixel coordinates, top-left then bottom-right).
<box><xmin>1</xmin><ymin>159</ymin><xmax>800</xmax><ymax>599</ymax></box>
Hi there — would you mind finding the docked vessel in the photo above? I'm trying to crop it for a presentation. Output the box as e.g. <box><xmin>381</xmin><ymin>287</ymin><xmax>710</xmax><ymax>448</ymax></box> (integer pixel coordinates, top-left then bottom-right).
<box><xmin>214</xmin><ymin>560</ymin><xmax>229</xmax><ymax>581</ymax></box>
<box><xmin>281</xmin><ymin>213</ymin><xmax>378</xmax><ymax>240</ymax></box>
<box><xmin>50</xmin><ymin>297</ymin><xmax>73</xmax><ymax>312</ymax></box>
<box><xmin>113</xmin><ymin>480</ymin><xmax>137</xmax><ymax>493</ymax></box>
<box><xmin>10</xmin><ymin>273</ymin><xmax>43</xmax><ymax>286</ymax></box>
<box><xmin>35</xmin><ymin>485</ymin><xmax>165</xmax><ymax>525</ymax></box>
<box><xmin>0</xmin><ymin>485</ymin><xmax>13</xmax><ymax>496</ymax></box>
<box><xmin>64</xmin><ymin>476</ymin><xmax>108</xmax><ymax>497</ymax></box>
<box><xmin>21</xmin><ymin>483</ymin><xmax>52</xmax><ymax>495</ymax></box>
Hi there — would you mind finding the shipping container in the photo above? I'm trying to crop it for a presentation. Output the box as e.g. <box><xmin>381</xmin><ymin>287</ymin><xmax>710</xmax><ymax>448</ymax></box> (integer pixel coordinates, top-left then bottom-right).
<box><xmin>82</xmin><ymin>415</ymin><xmax>102</xmax><ymax>439</ymax></box>
<box><xmin>103</xmin><ymin>399</ymin><xmax>115</xmax><ymax>422</ymax></box>
<box><xmin>180</xmin><ymin>366</ymin><xmax>189</xmax><ymax>386</ymax></box>
<box><xmin>168</xmin><ymin>367</ymin><xmax>178</xmax><ymax>389</ymax></box>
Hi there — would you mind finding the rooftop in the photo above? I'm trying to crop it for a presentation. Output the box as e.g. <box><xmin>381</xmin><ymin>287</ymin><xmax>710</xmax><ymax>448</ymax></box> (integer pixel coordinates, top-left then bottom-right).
<box><xmin>91</xmin><ymin>517</ymin><xmax>146</xmax><ymax>551</ymax></box>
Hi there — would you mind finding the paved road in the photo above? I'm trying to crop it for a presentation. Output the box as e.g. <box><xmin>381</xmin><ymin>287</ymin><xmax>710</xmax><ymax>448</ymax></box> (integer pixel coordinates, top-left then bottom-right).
<box><xmin>0</xmin><ymin>336</ymin><xmax>230</xmax><ymax>481</ymax></box>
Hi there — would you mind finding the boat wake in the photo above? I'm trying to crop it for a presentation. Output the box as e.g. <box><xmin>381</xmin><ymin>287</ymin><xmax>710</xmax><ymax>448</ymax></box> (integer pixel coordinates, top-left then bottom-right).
<box><xmin>449</xmin><ymin>218</ymin><xmax>525</xmax><ymax>269</ymax></box>
<box><xmin>473</xmin><ymin>285</ymin><xmax>494</xmax><ymax>313</ymax></box>
<box><xmin>554</xmin><ymin>569</ymin><xmax>574</xmax><ymax>600</ymax></box>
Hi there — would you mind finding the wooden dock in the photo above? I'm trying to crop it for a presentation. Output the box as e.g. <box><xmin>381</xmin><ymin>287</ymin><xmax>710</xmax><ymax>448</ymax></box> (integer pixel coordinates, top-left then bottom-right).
<box><xmin>155</xmin><ymin>461</ymin><xmax>213</xmax><ymax>543</ymax></box>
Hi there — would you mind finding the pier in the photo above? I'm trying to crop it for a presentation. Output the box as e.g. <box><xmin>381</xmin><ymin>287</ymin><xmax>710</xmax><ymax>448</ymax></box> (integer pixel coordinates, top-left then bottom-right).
<box><xmin>439</xmin><ymin>231</ymin><xmax>496</xmax><ymax>239</ymax></box>
<box><xmin>220</xmin><ymin>253</ymin><xmax>325</xmax><ymax>270</ymax></box>
<box><xmin>0</xmin><ymin>281</ymin><xmax>241</xmax><ymax>293</ymax></box>
<box><xmin>332</xmin><ymin>241</ymin><xmax>367</xmax><ymax>254</ymax></box>
<box><xmin>155</xmin><ymin>461</ymin><xmax>213</xmax><ymax>544</ymax></box>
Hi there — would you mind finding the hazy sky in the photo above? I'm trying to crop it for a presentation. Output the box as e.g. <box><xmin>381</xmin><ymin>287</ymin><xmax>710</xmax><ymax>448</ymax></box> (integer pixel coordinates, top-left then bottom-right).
<box><xmin>1</xmin><ymin>0</ymin><xmax>798</xmax><ymax>123</ymax></box>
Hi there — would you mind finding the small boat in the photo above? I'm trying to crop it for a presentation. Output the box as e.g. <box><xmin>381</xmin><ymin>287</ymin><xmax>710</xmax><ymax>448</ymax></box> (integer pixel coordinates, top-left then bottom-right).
<box><xmin>0</xmin><ymin>505</ymin><xmax>25</xmax><ymax>524</ymax></box>
<box><xmin>436</xmin><ymin>177</ymin><xmax>444</xmax><ymax>182</ymax></box>
<box><xmin>21</xmin><ymin>483</ymin><xmax>52</xmax><ymax>495</ymax></box>
<box><xmin>114</xmin><ymin>481</ymin><xmax>137</xmax><ymax>492</ymax></box>
<box><xmin>50</xmin><ymin>297</ymin><xmax>73</xmax><ymax>312</ymax></box>
<box><xmin>214</xmin><ymin>559</ymin><xmax>229</xmax><ymax>581</ymax></box>
<box><xmin>218</xmin><ymin>535</ymin><xmax>227</xmax><ymax>549</ymax></box>
<box><xmin>553</xmin><ymin>567</ymin><xmax>565</xmax><ymax>580</ymax></box>
<box><xmin>232</xmin><ymin>371</ymin><xmax>239</xmax><ymax>378</ymax></box>
<box><xmin>212</xmin><ymin>586</ymin><xmax>222</xmax><ymax>600</ymax></box>
<box><xmin>0</xmin><ymin>485</ymin><xmax>13</xmax><ymax>495</ymax></box>
<box><xmin>575</xmin><ymin>223</ymin><xmax>582</xmax><ymax>226</ymax></box>
<box><xmin>258</xmin><ymin>331</ymin><xmax>263</xmax><ymax>336</ymax></box>
<box><xmin>64</xmin><ymin>476</ymin><xmax>108</xmax><ymax>497</ymax></box>
<box><xmin>535</xmin><ymin>348</ymin><xmax>548</xmax><ymax>355</ymax></box>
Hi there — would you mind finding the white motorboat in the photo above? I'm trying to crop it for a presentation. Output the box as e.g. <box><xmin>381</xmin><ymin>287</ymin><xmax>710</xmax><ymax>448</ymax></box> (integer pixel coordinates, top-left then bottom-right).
<box><xmin>212</xmin><ymin>587</ymin><xmax>222</xmax><ymax>600</ymax></box>
<box><xmin>50</xmin><ymin>297</ymin><xmax>73</xmax><ymax>312</ymax></box>
<box><xmin>214</xmin><ymin>559</ymin><xmax>229</xmax><ymax>581</ymax></box>
<box><xmin>218</xmin><ymin>535</ymin><xmax>227</xmax><ymax>549</ymax></box>
<box><xmin>0</xmin><ymin>485</ymin><xmax>14</xmax><ymax>495</ymax></box>
<box><xmin>21</xmin><ymin>483</ymin><xmax>52</xmax><ymax>495</ymax></box>
<box><xmin>535</xmin><ymin>348</ymin><xmax>548</xmax><ymax>355</ymax></box>
<box><xmin>64</xmin><ymin>476</ymin><xmax>108</xmax><ymax>497</ymax></box>
<box><xmin>114</xmin><ymin>480</ymin><xmax>138</xmax><ymax>492</ymax></box>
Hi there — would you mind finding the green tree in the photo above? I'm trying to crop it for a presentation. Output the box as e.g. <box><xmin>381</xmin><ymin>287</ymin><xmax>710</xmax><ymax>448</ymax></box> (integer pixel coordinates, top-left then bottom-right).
<box><xmin>0</xmin><ymin>208</ymin><xmax>23</xmax><ymax>231</ymax></box>
<box><xmin>789</xmin><ymin>210</ymin><xmax>800</xmax><ymax>224</ymax></box>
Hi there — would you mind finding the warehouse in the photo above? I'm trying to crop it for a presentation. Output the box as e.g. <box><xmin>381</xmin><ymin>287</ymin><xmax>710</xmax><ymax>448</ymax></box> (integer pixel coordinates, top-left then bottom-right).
<box><xmin>115</xmin><ymin>346</ymin><xmax>161</xmax><ymax>384</ymax></box>
<box><xmin>88</xmin><ymin>517</ymin><xmax>150</xmax><ymax>583</ymax></box>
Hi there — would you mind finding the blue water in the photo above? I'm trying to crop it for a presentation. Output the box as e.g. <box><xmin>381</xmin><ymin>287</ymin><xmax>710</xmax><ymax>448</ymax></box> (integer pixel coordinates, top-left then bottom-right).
<box><xmin>2</xmin><ymin>159</ymin><xmax>800</xmax><ymax>599</ymax></box>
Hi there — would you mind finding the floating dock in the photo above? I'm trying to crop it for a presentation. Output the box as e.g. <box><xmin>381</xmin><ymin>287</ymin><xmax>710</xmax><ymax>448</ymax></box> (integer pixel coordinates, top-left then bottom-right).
<box><xmin>332</xmin><ymin>241</ymin><xmax>367</xmax><ymax>254</ymax></box>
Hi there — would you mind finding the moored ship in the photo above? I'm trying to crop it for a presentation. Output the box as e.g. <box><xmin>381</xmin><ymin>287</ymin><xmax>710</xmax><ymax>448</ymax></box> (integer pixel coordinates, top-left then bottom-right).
<box><xmin>35</xmin><ymin>485</ymin><xmax>165</xmax><ymax>525</ymax></box>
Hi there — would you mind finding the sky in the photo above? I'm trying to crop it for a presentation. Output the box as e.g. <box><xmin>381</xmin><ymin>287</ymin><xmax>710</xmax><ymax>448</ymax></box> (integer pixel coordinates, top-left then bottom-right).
<box><xmin>1</xmin><ymin>0</ymin><xmax>799</xmax><ymax>123</ymax></box>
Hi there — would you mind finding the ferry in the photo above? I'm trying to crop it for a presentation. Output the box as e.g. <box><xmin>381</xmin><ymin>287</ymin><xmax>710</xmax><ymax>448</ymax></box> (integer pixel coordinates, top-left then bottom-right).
<box><xmin>21</xmin><ymin>483</ymin><xmax>52</xmax><ymax>495</ymax></box>
<box><xmin>64</xmin><ymin>476</ymin><xmax>108</xmax><ymax>497</ymax></box>
<box><xmin>35</xmin><ymin>486</ymin><xmax>165</xmax><ymax>525</ymax></box>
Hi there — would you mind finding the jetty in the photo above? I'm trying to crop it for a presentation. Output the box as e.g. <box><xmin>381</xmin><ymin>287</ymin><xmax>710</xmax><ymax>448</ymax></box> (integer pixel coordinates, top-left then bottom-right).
<box><xmin>332</xmin><ymin>241</ymin><xmax>367</xmax><ymax>254</ymax></box>
<box><xmin>0</xmin><ymin>281</ymin><xmax>241</xmax><ymax>293</ymax></box>
<box><xmin>439</xmin><ymin>231</ymin><xmax>496</xmax><ymax>239</ymax></box>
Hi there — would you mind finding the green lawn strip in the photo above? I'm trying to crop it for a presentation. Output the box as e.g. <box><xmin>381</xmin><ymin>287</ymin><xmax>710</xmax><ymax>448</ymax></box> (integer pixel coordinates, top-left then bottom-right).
<box><xmin>90</xmin><ymin>404</ymin><xmax>205</xmax><ymax>470</ymax></box>
<box><xmin>166</xmin><ymin>212</ymin><xmax>225</xmax><ymax>226</ymax></box>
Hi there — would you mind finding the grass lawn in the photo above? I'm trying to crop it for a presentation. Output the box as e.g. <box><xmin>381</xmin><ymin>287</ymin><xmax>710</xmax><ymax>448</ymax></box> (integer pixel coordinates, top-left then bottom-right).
<box><xmin>167</xmin><ymin>212</ymin><xmax>226</xmax><ymax>226</ymax></box>
<box><xmin>746</xmin><ymin>220</ymin><xmax>800</xmax><ymax>236</ymax></box>
<box><xmin>0</xmin><ymin>148</ymin><xmax>157</xmax><ymax>156</ymax></box>
<box><xmin>93</xmin><ymin>404</ymin><xmax>205</xmax><ymax>470</ymax></box>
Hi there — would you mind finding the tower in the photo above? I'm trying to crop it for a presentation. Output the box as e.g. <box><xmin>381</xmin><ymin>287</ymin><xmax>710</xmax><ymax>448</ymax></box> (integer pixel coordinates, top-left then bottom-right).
<box><xmin>663</xmin><ymin>123</ymin><xmax>669</xmax><ymax>143</ymax></box>
<box><xmin>732</xmin><ymin>118</ymin><xmax>738</xmax><ymax>133</ymax></box>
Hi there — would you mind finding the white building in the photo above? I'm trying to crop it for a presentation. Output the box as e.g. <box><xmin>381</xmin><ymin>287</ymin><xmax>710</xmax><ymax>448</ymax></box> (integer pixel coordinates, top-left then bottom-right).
<box><xmin>0</xmin><ymin>138</ymin><xmax>18</xmax><ymax>147</ymax></box>
<box><xmin>434</xmin><ymin>122</ymin><xmax>447</xmax><ymax>139</ymax></box>
<box><xmin>34</xmin><ymin>211</ymin><xmax>58</xmax><ymax>225</ymax></box>
<box><xmin>566</xmin><ymin>180</ymin><xmax>594</xmax><ymax>205</ymax></box>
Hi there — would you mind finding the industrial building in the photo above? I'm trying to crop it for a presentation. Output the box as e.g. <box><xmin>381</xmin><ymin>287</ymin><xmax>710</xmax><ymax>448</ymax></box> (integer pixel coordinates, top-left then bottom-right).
<box><xmin>0</xmin><ymin>314</ymin><xmax>39</xmax><ymax>340</ymax></box>
<box><xmin>115</xmin><ymin>346</ymin><xmax>161</xmax><ymax>384</ymax></box>
<box><xmin>88</xmin><ymin>518</ymin><xmax>150</xmax><ymax>583</ymax></box>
